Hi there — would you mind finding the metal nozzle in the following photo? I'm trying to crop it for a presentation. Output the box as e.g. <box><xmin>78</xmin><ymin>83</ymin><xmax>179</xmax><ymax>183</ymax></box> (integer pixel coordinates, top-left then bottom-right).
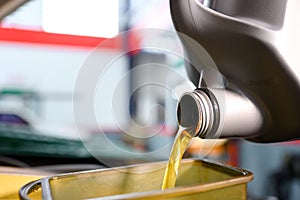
<box><xmin>177</xmin><ymin>90</ymin><xmax>216</xmax><ymax>138</ymax></box>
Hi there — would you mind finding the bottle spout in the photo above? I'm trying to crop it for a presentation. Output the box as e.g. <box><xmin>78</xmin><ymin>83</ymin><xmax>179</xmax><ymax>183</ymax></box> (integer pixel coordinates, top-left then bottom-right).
<box><xmin>177</xmin><ymin>89</ymin><xmax>264</xmax><ymax>139</ymax></box>
<box><xmin>177</xmin><ymin>90</ymin><xmax>218</xmax><ymax>138</ymax></box>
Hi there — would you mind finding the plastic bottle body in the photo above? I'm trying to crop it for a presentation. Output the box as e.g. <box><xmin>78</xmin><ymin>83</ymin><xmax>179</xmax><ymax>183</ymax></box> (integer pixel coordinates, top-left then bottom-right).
<box><xmin>171</xmin><ymin>0</ymin><xmax>300</xmax><ymax>142</ymax></box>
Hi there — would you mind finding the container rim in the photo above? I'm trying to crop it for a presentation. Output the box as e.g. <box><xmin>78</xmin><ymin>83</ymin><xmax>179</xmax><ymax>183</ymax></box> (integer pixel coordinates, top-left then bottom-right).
<box><xmin>19</xmin><ymin>158</ymin><xmax>253</xmax><ymax>200</ymax></box>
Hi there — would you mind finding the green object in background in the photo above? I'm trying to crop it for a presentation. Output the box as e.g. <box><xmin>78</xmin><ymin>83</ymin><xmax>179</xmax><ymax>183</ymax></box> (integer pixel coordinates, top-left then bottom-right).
<box><xmin>0</xmin><ymin>88</ymin><xmax>36</xmax><ymax>96</ymax></box>
<box><xmin>0</xmin><ymin>88</ymin><xmax>41</xmax><ymax>115</ymax></box>
<box><xmin>0</xmin><ymin>127</ymin><xmax>90</xmax><ymax>158</ymax></box>
<box><xmin>0</xmin><ymin>127</ymin><xmax>172</xmax><ymax>163</ymax></box>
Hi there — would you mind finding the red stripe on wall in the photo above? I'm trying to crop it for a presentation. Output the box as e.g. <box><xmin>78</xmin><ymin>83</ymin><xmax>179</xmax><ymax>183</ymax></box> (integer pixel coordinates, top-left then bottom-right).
<box><xmin>0</xmin><ymin>28</ymin><xmax>122</xmax><ymax>49</ymax></box>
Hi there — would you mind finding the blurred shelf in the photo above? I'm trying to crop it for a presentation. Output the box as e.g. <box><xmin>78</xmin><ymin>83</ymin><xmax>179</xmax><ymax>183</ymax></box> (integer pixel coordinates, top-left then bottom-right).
<box><xmin>0</xmin><ymin>127</ymin><xmax>172</xmax><ymax>167</ymax></box>
<box><xmin>0</xmin><ymin>126</ymin><xmax>90</xmax><ymax>158</ymax></box>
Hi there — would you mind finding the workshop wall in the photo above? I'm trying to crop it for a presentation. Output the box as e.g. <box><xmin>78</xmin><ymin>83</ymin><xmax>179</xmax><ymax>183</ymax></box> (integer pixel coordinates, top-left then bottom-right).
<box><xmin>0</xmin><ymin>41</ymin><xmax>129</xmax><ymax>131</ymax></box>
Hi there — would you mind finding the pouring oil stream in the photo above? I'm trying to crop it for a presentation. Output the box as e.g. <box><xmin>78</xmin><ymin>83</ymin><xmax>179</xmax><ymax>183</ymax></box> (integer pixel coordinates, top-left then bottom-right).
<box><xmin>161</xmin><ymin>128</ymin><xmax>195</xmax><ymax>190</ymax></box>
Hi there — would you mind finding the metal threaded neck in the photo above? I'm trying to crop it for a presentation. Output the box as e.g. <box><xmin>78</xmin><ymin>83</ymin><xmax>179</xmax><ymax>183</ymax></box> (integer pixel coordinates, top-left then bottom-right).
<box><xmin>177</xmin><ymin>90</ymin><xmax>215</xmax><ymax>138</ymax></box>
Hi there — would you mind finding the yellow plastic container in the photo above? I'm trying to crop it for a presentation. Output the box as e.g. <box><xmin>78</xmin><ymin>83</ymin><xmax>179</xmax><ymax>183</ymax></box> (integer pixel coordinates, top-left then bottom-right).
<box><xmin>20</xmin><ymin>159</ymin><xmax>253</xmax><ymax>200</ymax></box>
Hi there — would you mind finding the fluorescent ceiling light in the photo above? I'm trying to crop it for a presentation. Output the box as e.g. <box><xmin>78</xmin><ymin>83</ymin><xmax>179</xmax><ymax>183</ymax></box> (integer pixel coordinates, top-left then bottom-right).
<box><xmin>42</xmin><ymin>0</ymin><xmax>119</xmax><ymax>38</ymax></box>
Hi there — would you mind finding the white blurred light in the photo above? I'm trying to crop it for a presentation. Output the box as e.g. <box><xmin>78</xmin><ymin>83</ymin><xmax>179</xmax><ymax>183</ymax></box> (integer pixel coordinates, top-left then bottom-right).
<box><xmin>42</xmin><ymin>0</ymin><xmax>119</xmax><ymax>38</ymax></box>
